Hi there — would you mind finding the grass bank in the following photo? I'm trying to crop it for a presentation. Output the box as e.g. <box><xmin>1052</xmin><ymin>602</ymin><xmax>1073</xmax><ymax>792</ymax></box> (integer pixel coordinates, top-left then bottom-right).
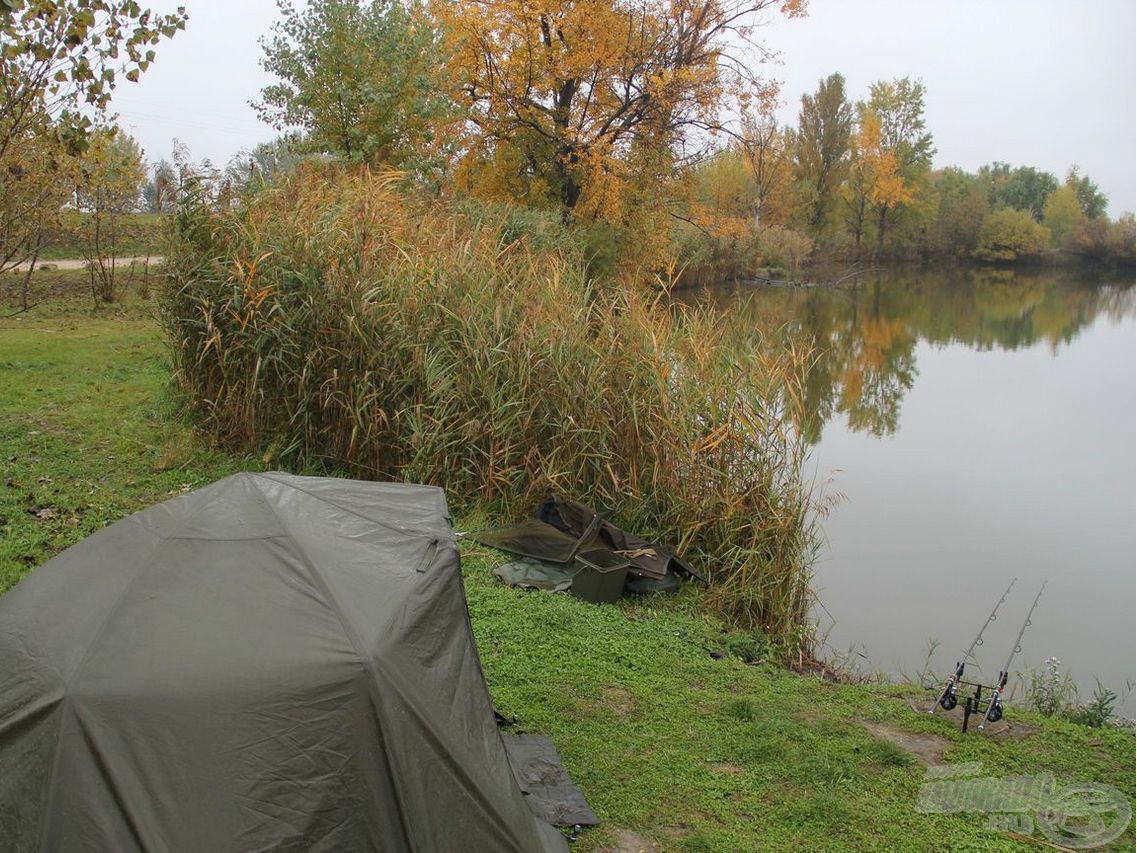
<box><xmin>1</xmin><ymin>278</ymin><xmax>1133</xmax><ymax>850</ymax></box>
<box><xmin>35</xmin><ymin>211</ymin><xmax>167</xmax><ymax>261</ymax></box>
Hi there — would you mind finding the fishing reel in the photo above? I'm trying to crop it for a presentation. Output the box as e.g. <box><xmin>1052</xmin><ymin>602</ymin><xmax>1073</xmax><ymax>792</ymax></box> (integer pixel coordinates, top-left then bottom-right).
<box><xmin>985</xmin><ymin>697</ymin><xmax>1003</xmax><ymax>723</ymax></box>
<box><xmin>981</xmin><ymin>671</ymin><xmax>1009</xmax><ymax>725</ymax></box>
<box><xmin>936</xmin><ymin>661</ymin><xmax>966</xmax><ymax>710</ymax></box>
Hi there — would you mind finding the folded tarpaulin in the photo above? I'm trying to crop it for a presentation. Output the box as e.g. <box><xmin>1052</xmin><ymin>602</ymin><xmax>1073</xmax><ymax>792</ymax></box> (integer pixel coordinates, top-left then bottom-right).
<box><xmin>502</xmin><ymin>734</ymin><xmax>599</xmax><ymax>828</ymax></box>
<box><xmin>473</xmin><ymin>518</ymin><xmax>595</xmax><ymax>565</ymax></box>
<box><xmin>535</xmin><ymin>495</ymin><xmax>706</xmax><ymax>583</ymax></box>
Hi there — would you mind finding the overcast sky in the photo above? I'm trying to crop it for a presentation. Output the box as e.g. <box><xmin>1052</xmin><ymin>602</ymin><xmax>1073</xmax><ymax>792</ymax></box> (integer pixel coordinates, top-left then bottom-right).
<box><xmin>110</xmin><ymin>0</ymin><xmax>1136</xmax><ymax>217</ymax></box>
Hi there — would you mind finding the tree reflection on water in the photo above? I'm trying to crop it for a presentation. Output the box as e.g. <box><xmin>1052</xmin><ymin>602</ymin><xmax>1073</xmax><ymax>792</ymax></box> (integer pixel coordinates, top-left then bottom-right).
<box><xmin>679</xmin><ymin>266</ymin><xmax>1135</xmax><ymax>443</ymax></box>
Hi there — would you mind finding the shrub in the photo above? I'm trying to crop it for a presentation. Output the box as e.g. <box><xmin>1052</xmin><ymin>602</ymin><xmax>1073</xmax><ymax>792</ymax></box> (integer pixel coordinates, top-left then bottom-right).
<box><xmin>1066</xmin><ymin>213</ymin><xmax>1136</xmax><ymax>266</ymax></box>
<box><xmin>160</xmin><ymin>165</ymin><xmax>821</xmax><ymax>644</ymax></box>
<box><xmin>973</xmin><ymin>208</ymin><xmax>1050</xmax><ymax>262</ymax></box>
<box><xmin>1063</xmin><ymin>681</ymin><xmax>1118</xmax><ymax>729</ymax></box>
<box><xmin>755</xmin><ymin>227</ymin><xmax>814</xmax><ymax>280</ymax></box>
<box><xmin>1026</xmin><ymin>656</ymin><xmax>1075</xmax><ymax>717</ymax></box>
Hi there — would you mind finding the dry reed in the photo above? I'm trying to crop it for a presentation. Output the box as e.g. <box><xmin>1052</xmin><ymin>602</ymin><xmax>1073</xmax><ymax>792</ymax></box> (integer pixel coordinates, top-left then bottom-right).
<box><xmin>160</xmin><ymin>165</ymin><xmax>821</xmax><ymax>645</ymax></box>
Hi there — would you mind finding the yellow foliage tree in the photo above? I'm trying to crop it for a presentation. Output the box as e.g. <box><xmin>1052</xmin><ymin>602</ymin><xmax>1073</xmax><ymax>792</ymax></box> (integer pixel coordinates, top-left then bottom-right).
<box><xmin>844</xmin><ymin>108</ymin><xmax>911</xmax><ymax>250</ymax></box>
<box><xmin>1041</xmin><ymin>184</ymin><xmax>1086</xmax><ymax>249</ymax></box>
<box><xmin>436</xmin><ymin>0</ymin><xmax>807</xmax><ymax>219</ymax></box>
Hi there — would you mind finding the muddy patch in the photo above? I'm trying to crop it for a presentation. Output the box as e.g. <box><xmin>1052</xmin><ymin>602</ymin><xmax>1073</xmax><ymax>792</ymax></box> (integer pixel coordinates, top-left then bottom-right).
<box><xmin>602</xmin><ymin>685</ymin><xmax>635</xmax><ymax>718</ymax></box>
<box><xmin>903</xmin><ymin>698</ymin><xmax>1040</xmax><ymax>740</ymax></box>
<box><xmin>853</xmin><ymin>719</ymin><xmax>952</xmax><ymax>766</ymax></box>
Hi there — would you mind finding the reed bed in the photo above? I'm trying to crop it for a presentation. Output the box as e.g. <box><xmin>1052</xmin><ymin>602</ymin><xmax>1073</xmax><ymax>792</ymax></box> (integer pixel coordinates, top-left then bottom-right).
<box><xmin>160</xmin><ymin>165</ymin><xmax>820</xmax><ymax>644</ymax></box>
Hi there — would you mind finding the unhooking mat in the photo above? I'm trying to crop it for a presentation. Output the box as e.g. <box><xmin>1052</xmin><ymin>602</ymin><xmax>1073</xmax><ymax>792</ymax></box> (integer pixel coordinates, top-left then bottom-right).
<box><xmin>492</xmin><ymin>557</ymin><xmax>578</xmax><ymax>592</ymax></box>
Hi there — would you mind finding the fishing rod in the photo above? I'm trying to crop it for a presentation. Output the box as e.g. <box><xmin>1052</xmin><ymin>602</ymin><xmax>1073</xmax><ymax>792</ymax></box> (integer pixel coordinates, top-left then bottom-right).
<box><xmin>977</xmin><ymin>581</ymin><xmax>1047</xmax><ymax>730</ymax></box>
<box><xmin>929</xmin><ymin>577</ymin><xmax>1017</xmax><ymax>714</ymax></box>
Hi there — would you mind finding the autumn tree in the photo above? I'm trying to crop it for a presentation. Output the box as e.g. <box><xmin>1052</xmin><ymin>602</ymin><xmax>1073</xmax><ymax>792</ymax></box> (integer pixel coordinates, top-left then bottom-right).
<box><xmin>793</xmin><ymin>72</ymin><xmax>853</xmax><ymax>236</ymax></box>
<box><xmin>1066</xmin><ymin>213</ymin><xmax>1135</xmax><ymax>265</ymax></box>
<box><xmin>0</xmin><ymin>129</ymin><xmax>71</xmax><ymax>309</ymax></box>
<box><xmin>864</xmin><ymin>77</ymin><xmax>933</xmax><ymax>252</ymax></box>
<box><xmin>843</xmin><ymin>107</ymin><xmax>910</xmax><ymax>250</ymax></box>
<box><xmin>256</xmin><ymin>0</ymin><xmax>451</xmax><ymax>169</ymax></box>
<box><xmin>437</xmin><ymin>0</ymin><xmax>807</xmax><ymax>217</ymax></box>
<box><xmin>1041</xmin><ymin>184</ymin><xmax>1085</xmax><ymax>249</ymax></box>
<box><xmin>0</xmin><ymin>0</ymin><xmax>185</xmax><ymax>272</ymax></box>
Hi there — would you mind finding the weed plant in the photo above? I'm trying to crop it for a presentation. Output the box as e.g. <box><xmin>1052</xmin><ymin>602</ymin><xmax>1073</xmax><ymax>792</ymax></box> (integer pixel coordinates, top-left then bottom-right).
<box><xmin>160</xmin><ymin>165</ymin><xmax>821</xmax><ymax>644</ymax></box>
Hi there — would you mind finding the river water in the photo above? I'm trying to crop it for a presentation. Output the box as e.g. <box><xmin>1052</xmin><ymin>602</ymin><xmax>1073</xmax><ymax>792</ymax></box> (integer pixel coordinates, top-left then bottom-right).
<box><xmin>689</xmin><ymin>266</ymin><xmax>1135</xmax><ymax>716</ymax></box>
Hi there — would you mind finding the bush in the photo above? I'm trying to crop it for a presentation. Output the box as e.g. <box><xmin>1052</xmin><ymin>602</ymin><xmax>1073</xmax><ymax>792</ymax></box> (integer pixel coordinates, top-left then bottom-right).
<box><xmin>1024</xmin><ymin>658</ymin><xmax>1126</xmax><ymax>728</ymax></box>
<box><xmin>160</xmin><ymin>164</ymin><xmax>821</xmax><ymax>644</ymax></box>
<box><xmin>1066</xmin><ymin>213</ymin><xmax>1136</xmax><ymax>267</ymax></box>
<box><xmin>1063</xmin><ymin>681</ymin><xmax>1118</xmax><ymax>729</ymax></box>
<box><xmin>755</xmin><ymin>227</ymin><xmax>814</xmax><ymax>280</ymax></box>
<box><xmin>973</xmin><ymin>208</ymin><xmax>1050</xmax><ymax>262</ymax></box>
<box><xmin>1027</xmin><ymin>656</ymin><xmax>1076</xmax><ymax>717</ymax></box>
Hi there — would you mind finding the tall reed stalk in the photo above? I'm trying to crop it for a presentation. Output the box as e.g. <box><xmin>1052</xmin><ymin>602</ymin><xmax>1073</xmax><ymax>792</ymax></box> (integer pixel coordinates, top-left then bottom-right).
<box><xmin>160</xmin><ymin>165</ymin><xmax>821</xmax><ymax>646</ymax></box>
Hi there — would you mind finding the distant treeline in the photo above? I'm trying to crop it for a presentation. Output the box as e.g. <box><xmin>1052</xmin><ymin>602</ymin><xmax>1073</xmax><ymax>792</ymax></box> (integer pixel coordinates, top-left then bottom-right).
<box><xmin>8</xmin><ymin>0</ymin><xmax>1133</xmax><ymax>294</ymax></box>
<box><xmin>674</xmin><ymin>73</ymin><xmax>1134</xmax><ymax>282</ymax></box>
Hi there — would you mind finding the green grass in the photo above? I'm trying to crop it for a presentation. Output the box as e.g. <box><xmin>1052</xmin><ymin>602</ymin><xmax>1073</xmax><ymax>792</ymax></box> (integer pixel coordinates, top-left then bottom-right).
<box><xmin>1</xmin><ymin>289</ymin><xmax>1134</xmax><ymax>851</ymax></box>
<box><xmin>2</xmin><ymin>265</ymin><xmax>163</xmax><ymax>319</ymax></box>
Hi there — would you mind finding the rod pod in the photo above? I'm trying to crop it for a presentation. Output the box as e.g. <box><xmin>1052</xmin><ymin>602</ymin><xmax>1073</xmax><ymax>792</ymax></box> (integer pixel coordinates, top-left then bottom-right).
<box><xmin>929</xmin><ymin>577</ymin><xmax>1017</xmax><ymax>714</ymax></box>
<box><xmin>978</xmin><ymin>581</ymin><xmax>1047</xmax><ymax>730</ymax></box>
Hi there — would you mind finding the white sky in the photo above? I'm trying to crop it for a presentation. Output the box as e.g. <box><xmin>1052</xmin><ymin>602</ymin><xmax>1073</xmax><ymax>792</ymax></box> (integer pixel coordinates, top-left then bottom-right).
<box><xmin>110</xmin><ymin>0</ymin><xmax>1136</xmax><ymax>217</ymax></box>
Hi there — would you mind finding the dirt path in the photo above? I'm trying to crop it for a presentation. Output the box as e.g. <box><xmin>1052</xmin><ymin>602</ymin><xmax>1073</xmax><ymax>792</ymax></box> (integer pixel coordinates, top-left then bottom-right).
<box><xmin>11</xmin><ymin>257</ymin><xmax>163</xmax><ymax>272</ymax></box>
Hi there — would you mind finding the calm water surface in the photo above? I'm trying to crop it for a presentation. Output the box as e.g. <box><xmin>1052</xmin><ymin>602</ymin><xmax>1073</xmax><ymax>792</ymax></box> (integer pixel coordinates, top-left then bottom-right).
<box><xmin>691</xmin><ymin>267</ymin><xmax>1136</xmax><ymax>714</ymax></box>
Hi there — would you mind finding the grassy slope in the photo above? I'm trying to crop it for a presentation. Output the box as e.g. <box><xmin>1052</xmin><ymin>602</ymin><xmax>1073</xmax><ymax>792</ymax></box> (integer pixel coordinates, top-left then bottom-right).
<box><xmin>2</xmin><ymin>278</ymin><xmax>1133</xmax><ymax>851</ymax></box>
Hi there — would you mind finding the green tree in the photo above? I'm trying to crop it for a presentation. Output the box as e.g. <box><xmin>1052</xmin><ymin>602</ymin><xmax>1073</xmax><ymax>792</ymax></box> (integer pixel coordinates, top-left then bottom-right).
<box><xmin>1064</xmin><ymin>166</ymin><xmax>1108</xmax><ymax>219</ymax></box>
<box><xmin>739</xmin><ymin>112</ymin><xmax>794</xmax><ymax>228</ymax></box>
<box><xmin>255</xmin><ymin>0</ymin><xmax>450</xmax><ymax>168</ymax></box>
<box><xmin>927</xmin><ymin>167</ymin><xmax>988</xmax><ymax>257</ymax></box>
<box><xmin>980</xmin><ymin>163</ymin><xmax>1058</xmax><ymax>221</ymax></box>
<box><xmin>973</xmin><ymin>207</ymin><xmax>1050</xmax><ymax>262</ymax></box>
<box><xmin>0</xmin><ymin>0</ymin><xmax>185</xmax><ymax>159</ymax></box>
<box><xmin>222</xmin><ymin>134</ymin><xmax>307</xmax><ymax>193</ymax></box>
<box><xmin>864</xmin><ymin>77</ymin><xmax>934</xmax><ymax>252</ymax></box>
<box><xmin>794</xmin><ymin>73</ymin><xmax>853</xmax><ymax>236</ymax></box>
